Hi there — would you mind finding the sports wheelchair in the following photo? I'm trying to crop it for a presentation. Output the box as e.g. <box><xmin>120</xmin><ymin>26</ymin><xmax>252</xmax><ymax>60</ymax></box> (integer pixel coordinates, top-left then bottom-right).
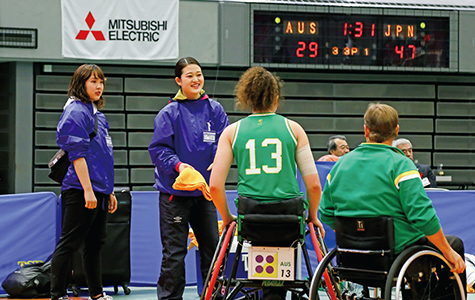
<box><xmin>309</xmin><ymin>216</ymin><xmax>465</xmax><ymax>300</ymax></box>
<box><xmin>200</xmin><ymin>195</ymin><xmax>337</xmax><ymax>300</ymax></box>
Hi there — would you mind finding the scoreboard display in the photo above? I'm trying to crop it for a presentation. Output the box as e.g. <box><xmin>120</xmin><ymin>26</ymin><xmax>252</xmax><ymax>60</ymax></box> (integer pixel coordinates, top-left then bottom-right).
<box><xmin>252</xmin><ymin>8</ymin><xmax>455</xmax><ymax>70</ymax></box>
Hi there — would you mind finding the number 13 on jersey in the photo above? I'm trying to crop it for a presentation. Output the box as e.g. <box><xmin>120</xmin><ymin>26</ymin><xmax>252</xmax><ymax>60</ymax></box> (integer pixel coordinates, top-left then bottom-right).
<box><xmin>245</xmin><ymin>138</ymin><xmax>282</xmax><ymax>175</ymax></box>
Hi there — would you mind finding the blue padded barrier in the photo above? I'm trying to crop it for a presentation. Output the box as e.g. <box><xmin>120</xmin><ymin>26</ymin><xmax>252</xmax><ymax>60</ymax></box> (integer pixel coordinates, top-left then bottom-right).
<box><xmin>1</xmin><ymin>188</ymin><xmax>474</xmax><ymax>295</ymax></box>
<box><xmin>297</xmin><ymin>161</ymin><xmax>337</xmax><ymax>249</ymax></box>
<box><xmin>428</xmin><ymin>191</ymin><xmax>475</xmax><ymax>255</ymax></box>
<box><xmin>0</xmin><ymin>192</ymin><xmax>57</xmax><ymax>294</ymax></box>
<box><xmin>297</xmin><ymin>161</ymin><xmax>336</xmax><ymax>192</ymax></box>
<box><xmin>129</xmin><ymin>191</ymin><xmax>197</xmax><ymax>286</ymax></box>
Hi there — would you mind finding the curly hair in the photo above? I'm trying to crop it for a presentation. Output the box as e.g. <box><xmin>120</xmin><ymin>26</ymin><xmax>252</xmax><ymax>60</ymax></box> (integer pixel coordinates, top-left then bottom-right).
<box><xmin>234</xmin><ymin>67</ymin><xmax>283</xmax><ymax>112</ymax></box>
<box><xmin>364</xmin><ymin>103</ymin><xmax>399</xmax><ymax>143</ymax></box>
<box><xmin>67</xmin><ymin>64</ymin><xmax>106</xmax><ymax>110</ymax></box>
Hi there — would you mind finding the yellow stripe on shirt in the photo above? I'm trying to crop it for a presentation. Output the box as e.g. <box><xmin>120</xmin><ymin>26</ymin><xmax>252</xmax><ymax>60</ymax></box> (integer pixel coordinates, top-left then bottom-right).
<box><xmin>231</xmin><ymin>120</ymin><xmax>241</xmax><ymax>149</ymax></box>
<box><xmin>284</xmin><ymin>118</ymin><xmax>297</xmax><ymax>145</ymax></box>
<box><xmin>394</xmin><ymin>170</ymin><xmax>421</xmax><ymax>189</ymax></box>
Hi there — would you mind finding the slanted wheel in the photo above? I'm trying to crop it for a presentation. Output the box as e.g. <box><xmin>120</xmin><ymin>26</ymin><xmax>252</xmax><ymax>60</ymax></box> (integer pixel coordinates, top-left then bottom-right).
<box><xmin>200</xmin><ymin>221</ymin><xmax>236</xmax><ymax>300</ymax></box>
<box><xmin>384</xmin><ymin>246</ymin><xmax>465</xmax><ymax>300</ymax></box>
<box><xmin>308</xmin><ymin>224</ymin><xmax>343</xmax><ymax>300</ymax></box>
<box><xmin>309</xmin><ymin>248</ymin><xmax>343</xmax><ymax>300</ymax></box>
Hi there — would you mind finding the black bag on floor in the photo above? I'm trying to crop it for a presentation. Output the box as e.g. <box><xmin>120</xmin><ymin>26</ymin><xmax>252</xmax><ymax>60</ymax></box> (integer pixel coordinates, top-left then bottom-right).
<box><xmin>1</xmin><ymin>260</ymin><xmax>51</xmax><ymax>298</ymax></box>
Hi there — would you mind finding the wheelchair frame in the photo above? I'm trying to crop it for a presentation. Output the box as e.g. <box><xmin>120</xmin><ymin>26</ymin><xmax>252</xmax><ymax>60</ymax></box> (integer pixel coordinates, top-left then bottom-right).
<box><xmin>308</xmin><ymin>218</ymin><xmax>465</xmax><ymax>300</ymax></box>
<box><xmin>200</xmin><ymin>221</ymin><xmax>338</xmax><ymax>300</ymax></box>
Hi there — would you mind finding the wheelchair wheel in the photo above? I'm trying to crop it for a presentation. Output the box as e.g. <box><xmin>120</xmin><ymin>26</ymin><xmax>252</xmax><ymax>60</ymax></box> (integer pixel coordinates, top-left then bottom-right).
<box><xmin>308</xmin><ymin>224</ymin><xmax>343</xmax><ymax>300</ymax></box>
<box><xmin>201</xmin><ymin>221</ymin><xmax>236</xmax><ymax>300</ymax></box>
<box><xmin>309</xmin><ymin>248</ymin><xmax>343</xmax><ymax>300</ymax></box>
<box><xmin>384</xmin><ymin>246</ymin><xmax>465</xmax><ymax>300</ymax></box>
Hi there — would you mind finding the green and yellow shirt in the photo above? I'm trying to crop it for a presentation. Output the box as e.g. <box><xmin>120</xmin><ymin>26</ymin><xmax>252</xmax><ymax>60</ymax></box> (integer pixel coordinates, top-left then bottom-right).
<box><xmin>319</xmin><ymin>143</ymin><xmax>441</xmax><ymax>253</ymax></box>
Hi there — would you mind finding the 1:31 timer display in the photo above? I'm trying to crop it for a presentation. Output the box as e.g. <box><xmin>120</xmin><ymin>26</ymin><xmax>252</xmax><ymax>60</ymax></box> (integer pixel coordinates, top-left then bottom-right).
<box><xmin>253</xmin><ymin>11</ymin><xmax>450</xmax><ymax>68</ymax></box>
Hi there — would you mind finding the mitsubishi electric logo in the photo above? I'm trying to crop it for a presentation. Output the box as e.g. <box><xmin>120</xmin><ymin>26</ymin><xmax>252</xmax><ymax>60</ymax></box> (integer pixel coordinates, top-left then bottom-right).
<box><xmin>74</xmin><ymin>11</ymin><xmax>168</xmax><ymax>42</ymax></box>
<box><xmin>62</xmin><ymin>0</ymin><xmax>178</xmax><ymax>60</ymax></box>
<box><xmin>76</xmin><ymin>12</ymin><xmax>105</xmax><ymax>41</ymax></box>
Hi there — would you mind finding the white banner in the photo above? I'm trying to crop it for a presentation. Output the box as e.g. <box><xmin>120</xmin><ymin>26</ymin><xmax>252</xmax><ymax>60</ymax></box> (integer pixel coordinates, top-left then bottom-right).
<box><xmin>61</xmin><ymin>0</ymin><xmax>178</xmax><ymax>60</ymax></box>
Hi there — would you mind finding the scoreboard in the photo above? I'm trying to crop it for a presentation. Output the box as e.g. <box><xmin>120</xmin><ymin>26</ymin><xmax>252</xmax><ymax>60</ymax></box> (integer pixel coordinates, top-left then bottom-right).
<box><xmin>251</xmin><ymin>6</ymin><xmax>458</xmax><ymax>71</ymax></box>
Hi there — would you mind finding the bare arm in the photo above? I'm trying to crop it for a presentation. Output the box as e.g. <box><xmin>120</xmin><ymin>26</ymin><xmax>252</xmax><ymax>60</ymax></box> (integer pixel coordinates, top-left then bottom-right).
<box><xmin>426</xmin><ymin>228</ymin><xmax>465</xmax><ymax>274</ymax></box>
<box><xmin>302</xmin><ymin>173</ymin><xmax>324</xmax><ymax>238</ymax></box>
<box><xmin>289</xmin><ymin>120</ymin><xmax>325</xmax><ymax>238</ymax></box>
<box><xmin>73</xmin><ymin>157</ymin><xmax>97</xmax><ymax>209</ymax></box>
<box><xmin>209</xmin><ymin>124</ymin><xmax>237</xmax><ymax>226</ymax></box>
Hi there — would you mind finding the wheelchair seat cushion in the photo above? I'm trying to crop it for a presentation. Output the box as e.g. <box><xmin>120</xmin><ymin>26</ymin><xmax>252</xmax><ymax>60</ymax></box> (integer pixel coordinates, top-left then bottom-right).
<box><xmin>237</xmin><ymin>195</ymin><xmax>305</xmax><ymax>246</ymax></box>
<box><xmin>334</xmin><ymin>216</ymin><xmax>396</xmax><ymax>285</ymax></box>
<box><xmin>237</xmin><ymin>195</ymin><xmax>305</xmax><ymax>216</ymax></box>
<box><xmin>335</xmin><ymin>216</ymin><xmax>395</xmax><ymax>251</ymax></box>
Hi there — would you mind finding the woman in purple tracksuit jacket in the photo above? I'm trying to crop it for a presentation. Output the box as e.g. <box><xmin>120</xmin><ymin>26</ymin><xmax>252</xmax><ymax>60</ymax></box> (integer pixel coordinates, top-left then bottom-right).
<box><xmin>149</xmin><ymin>57</ymin><xmax>229</xmax><ymax>300</ymax></box>
<box><xmin>50</xmin><ymin>64</ymin><xmax>117</xmax><ymax>300</ymax></box>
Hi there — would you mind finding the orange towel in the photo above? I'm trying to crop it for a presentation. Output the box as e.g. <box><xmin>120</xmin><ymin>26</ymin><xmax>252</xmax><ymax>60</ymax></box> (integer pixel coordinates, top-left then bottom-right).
<box><xmin>172</xmin><ymin>168</ymin><xmax>212</xmax><ymax>201</ymax></box>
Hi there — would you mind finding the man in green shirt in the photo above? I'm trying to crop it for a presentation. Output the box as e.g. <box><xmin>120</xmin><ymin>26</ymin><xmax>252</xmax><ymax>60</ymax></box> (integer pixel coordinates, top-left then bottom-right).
<box><xmin>319</xmin><ymin>103</ymin><xmax>465</xmax><ymax>278</ymax></box>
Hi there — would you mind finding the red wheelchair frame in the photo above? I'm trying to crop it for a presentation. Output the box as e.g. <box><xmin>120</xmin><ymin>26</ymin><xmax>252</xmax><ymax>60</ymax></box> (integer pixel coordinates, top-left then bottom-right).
<box><xmin>201</xmin><ymin>221</ymin><xmax>340</xmax><ymax>300</ymax></box>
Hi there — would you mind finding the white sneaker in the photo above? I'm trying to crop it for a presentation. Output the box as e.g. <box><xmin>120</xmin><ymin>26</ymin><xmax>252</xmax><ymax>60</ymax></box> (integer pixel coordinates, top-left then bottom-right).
<box><xmin>54</xmin><ymin>296</ymin><xmax>68</xmax><ymax>300</ymax></box>
<box><xmin>89</xmin><ymin>293</ymin><xmax>113</xmax><ymax>300</ymax></box>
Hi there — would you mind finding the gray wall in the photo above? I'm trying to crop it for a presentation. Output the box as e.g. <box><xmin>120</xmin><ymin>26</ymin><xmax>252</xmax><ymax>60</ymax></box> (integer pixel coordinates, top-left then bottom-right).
<box><xmin>0</xmin><ymin>0</ymin><xmax>219</xmax><ymax>65</ymax></box>
<box><xmin>1</xmin><ymin>1</ymin><xmax>475</xmax><ymax>70</ymax></box>
<box><xmin>1</xmin><ymin>1</ymin><xmax>475</xmax><ymax>193</ymax></box>
<box><xmin>31</xmin><ymin>63</ymin><xmax>475</xmax><ymax>193</ymax></box>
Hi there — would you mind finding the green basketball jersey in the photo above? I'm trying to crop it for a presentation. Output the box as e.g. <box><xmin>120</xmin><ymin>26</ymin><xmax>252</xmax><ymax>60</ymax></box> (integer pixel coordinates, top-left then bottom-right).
<box><xmin>232</xmin><ymin>113</ymin><xmax>303</xmax><ymax>202</ymax></box>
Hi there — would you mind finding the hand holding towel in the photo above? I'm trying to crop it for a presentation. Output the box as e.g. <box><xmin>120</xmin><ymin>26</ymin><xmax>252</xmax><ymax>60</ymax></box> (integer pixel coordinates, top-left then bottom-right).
<box><xmin>172</xmin><ymin>167</ymin><xmax>212</xmax><ymax>201</ymax></box>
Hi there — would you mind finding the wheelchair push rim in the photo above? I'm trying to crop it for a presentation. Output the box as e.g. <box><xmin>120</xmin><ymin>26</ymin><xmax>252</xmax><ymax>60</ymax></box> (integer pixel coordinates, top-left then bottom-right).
<box><xmin>309</xmin><ymin>224</ymin><xmax>341</xmax><ymax>300</ymax></box>
<box><xmin>309</xmin><ymin>247</ymin><xmax>343</xmax><ymax>300</ymax></box>
<box><xmin>201</xmin><ymin>221</ymin><xmax>237</xmax><ymax>300</ymax></box>
<box><xmin>384</xmin><ymin>248</ymin><xmax>465</xmax><ymax>300</ymax></box>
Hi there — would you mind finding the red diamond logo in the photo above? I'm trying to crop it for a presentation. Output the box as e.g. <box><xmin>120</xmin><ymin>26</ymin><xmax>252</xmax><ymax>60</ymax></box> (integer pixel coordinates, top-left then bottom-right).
<box><xmin>75</xmin><ymin>12</ymin><xmax>105</xmax><ymax>41</ymax></box>
<box><xmin>85</xmin><ymin>12</ymin><xmax>95</xmax><ymax>29</ymax></box>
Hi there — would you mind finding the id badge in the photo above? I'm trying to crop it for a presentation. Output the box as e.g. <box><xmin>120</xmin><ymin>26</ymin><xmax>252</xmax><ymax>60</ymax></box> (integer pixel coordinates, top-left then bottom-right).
<box><xmin>203</xmin><ymin>131</ymin><xmax>216</xmax><ymax>143</ymax></box>
<box><xmin>105</xmin><ymin>135</ymin><xmax>113</xmax><ymax>148</ymax></box>
<box><xmin>421</xmin><ymin>177</ymin><xmax>430</xmax><ymax>187</ymax></box>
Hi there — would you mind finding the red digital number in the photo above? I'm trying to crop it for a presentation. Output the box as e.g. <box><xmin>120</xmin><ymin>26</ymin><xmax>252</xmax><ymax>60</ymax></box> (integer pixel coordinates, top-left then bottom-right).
<box><xmin>395</xmin><ymin>46</ymin><xmax>404</xmax><ymax>59</ymax></box>
<box><xmin>343</xmin><ymin>23</ymin><xmax>348</xmax><ymax>36</ymax></box>
<box><xmin>295</xmin><ymin>42</ymin><xmax>318</xmax><ymax>58</ymax></box>
<box><xmin>296</xmin><ymin>41</ymin><xmax>305</xmax><ymax>58</ymax></box>
<box><xmin>408</xmin><ymin>45</ymin><xmax>416</xmax><ymax>59</ymax></box>
<box><xmin>371</xmin><ymin>23</ymin><xmax>375</xmax><ymax>37</ymax></box>
<box><xmin>354</xmin><ymin>22</ymin><xmax>363</xmax><ymax>38</ymax></box>
<box><xmin>395</xmin><ymin>45</ymin><xmax>416</xmax><ymax>60</ymax></box>
<box><xmin>309</xmin><ymin>42</ymin><xmax>318</xmax><ymax>57</ymax></box>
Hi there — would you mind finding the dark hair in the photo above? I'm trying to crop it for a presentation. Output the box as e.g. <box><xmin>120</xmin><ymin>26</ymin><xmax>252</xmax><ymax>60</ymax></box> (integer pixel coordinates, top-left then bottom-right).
<box><xmin>327</xmin><ymin>135</ymin><xmax>347</xmax><ymax>152</ymax></box>
<box><xmin>364</xmin><ymin>103</ymin><xmax>399</xmax><ymax>143</ymax></box>
<box><xmin>234</xmin><ymin>66</ymin><xmax>283</xmax><ymax>112</ymax></box>
<box><xmin>175</xmin><ymin>57</ymin><xmax>201</xmax><ymax>78</ymax></box>
<box><xmin>67</xmin><ymin>64</ymin><xmax>106</xmax><ymax>110</ymax></box>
